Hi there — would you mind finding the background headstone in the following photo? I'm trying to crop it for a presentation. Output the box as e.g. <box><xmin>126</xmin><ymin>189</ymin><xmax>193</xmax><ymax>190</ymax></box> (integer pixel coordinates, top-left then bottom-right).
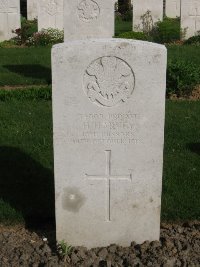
<box><xmin>181</xmin><ymin>0</ymin><xmax>200</xmax><ymax>39</ymax></box>
<box><xmin>38</xmin><ymin>0</ymin><xmax>63</xmax><ymax>31</ymax></box>
<box><xmin>64</xmin><ymin>0</ymin><xmax>115</xmax><ymax>41</ymax></box>
<box><xmin>0</xmin><ymin>0</ymin><xmax>21</xmax><ymax>41</ymax></box>
<box><xmin>165</xmin><ymin>0</ymin><xmax>180</xmax><ymax>18</ymax></box>
<box><xmin>133</xmin><ymin>0</ymin><xmax>163</xmax><ymax>32</ymax></box>
<box><xmin>27</xmin><ymin>0</ymin><xmax>38</xmax><ymax>20</ymax></box>
<box><xmin>52</xmin><ymin>39</ymin><xmax>167</xmax><ymax>248</ymax></box>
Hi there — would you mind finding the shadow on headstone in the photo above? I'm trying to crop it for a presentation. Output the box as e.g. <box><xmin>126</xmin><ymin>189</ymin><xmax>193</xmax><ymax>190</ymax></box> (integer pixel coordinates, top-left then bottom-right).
<box><xmin>0</xmin><ymin>146</ymin><xmax>55</xmax><ymax>229</ymax></box>
<box><xmin>3</xmin><ymin>65</ymin><xmax>52</xmax><ymax>84</ymax></box>
<box><xmin>186</xmin><ymin>143</ymin><xmax>200</xmax><ymax>156</ymax></box>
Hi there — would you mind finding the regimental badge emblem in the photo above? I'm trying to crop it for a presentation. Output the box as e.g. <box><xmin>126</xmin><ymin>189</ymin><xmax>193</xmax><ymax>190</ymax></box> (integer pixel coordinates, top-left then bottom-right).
<box><xmin>45</xmin><ymin>0</ymin><xmax>57</xmax><ymax>16</ymax></box>
<box><xmin>84</xmin><ymin>56</ymin><xmax>135</xmax><ymax>107</ymax></box>
<box><xmin>78</xmin><ymin>0</ymin><xmax>100</xmax><ymax>22</ymax></box>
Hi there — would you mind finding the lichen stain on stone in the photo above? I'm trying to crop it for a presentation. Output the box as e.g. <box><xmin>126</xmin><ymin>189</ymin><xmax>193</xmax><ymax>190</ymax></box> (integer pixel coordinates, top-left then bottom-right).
<box><xmin>62</xmin><ymin>187</ymin><xmax>86</xmax><ymax>212</ymax></box>
<box><xmin>149</xmin><ymin>197</ymin><xmax>153</xmax><ymax>203</ymax></box>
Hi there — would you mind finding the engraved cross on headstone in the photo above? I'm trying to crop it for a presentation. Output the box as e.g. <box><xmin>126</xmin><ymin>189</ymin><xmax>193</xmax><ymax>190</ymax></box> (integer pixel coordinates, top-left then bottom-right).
<box><xmin>85</xmin><ymin>150</ymin><xmax>132</xmax><ymax>222</ymax></box>
<box><xmin>189</xmin><ymin>3</ymin><xmax>200</xmax><ymax>31</ymax></box>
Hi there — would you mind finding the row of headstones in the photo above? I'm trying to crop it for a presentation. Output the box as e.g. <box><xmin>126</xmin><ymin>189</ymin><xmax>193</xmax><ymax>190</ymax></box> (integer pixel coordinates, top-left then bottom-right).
<box><xmin>134</xmin><ymin>0</ymin><xmax>200</xmax><ymax>39</ymax></box>
<box><xmin>0</xmin><ymin>0</ymin><xmax>199</xmax><ymax>41</ymax></box>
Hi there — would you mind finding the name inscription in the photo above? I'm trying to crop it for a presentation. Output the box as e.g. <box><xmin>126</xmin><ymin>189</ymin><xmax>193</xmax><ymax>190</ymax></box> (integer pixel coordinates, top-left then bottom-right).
<box><xmin>57</xmin><ymin>112</ymin><xmax>141</xmax><ymax>145</ymax></box>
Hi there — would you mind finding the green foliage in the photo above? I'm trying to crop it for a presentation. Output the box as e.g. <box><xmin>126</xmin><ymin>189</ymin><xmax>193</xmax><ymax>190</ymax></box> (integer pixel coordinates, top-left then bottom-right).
<box><xmin>27</xmin><ymin>28</ymin><xmax>64</xmax><ymax>46</ymax></box>
<box><xmin>57</xmin><ymin>241</ymin><xmax>72</xmax><ymax>257</ymax></box>
<box><xmin>0</xmin><ymin>199</ymin><xmax>24</xmax><ymax>225</ymax></box>
<box><xmin>115</xmin><ymin>18</ymin><xmax>132</xmax><ymax>36</ymax></box>
<box><xmin>12</xmin><ymin>19</ymin><xmax>38</xmax><ymax>45</ymax></box>
<box><xmin>184</xmin><ymin>32</ymin><xmax>200</xmax><ymax>46</ymax></box>
<box><xmin>118</xmin><ymin>31</ymin><xmax>150</xmax><ymax>41</ymax></box>
<box><xmin>167</xmin><ymin>60</ymin><xmax>200</xmax><ymax>96</ymax></box>
<box><xmin>121</xmin><ymin>10</ymin><xmax>133</xmax><ymax>21</ymax></box>
<box><xmin>0</xmin><ymin>87</ymin><xmax>51</xmax><ymax>101</ymax></box>
<box><xmin>152</xmin><ymin>17</ymin><xmax>181</xmax><ymax>44</ymax></box>
<box><xmin>0</xmin><ymin>40</ymin><xmax>17</xmax><ymax>48</ymax></box>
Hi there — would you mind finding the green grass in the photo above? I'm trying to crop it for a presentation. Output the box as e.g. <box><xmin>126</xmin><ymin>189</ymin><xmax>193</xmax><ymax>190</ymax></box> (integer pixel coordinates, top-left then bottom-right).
<box><xmin>167</xmin><ymin>45</ymin><xmax>200</xmax><ymax>66</ymax></box>
<box><xmin>115</xmin><ymin>19</ymin><xmax>132</xmax><ymax>36</ymax></box>
<box><xmin>0</xmin><ymin>92</ymin><xmax>53</xmax><ymax>225</ymax></box>
<box><xmin>0</xmin><ymin>89</ymin><xmax>199</xmax><ymax>225</ymax></box>
<box><xmin>162</xmin><ymin>100</ymin><xmax>200</xmax><ymax>221</ymax></box>
<box><xmin>0</xmin><ymin>47</ymin><xmax>51</xmax><ymax>86</ymax></box>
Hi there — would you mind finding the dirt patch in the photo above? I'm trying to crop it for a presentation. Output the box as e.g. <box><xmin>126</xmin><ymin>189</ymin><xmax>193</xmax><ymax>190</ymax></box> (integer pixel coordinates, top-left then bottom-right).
<box><xmin>169</xmin><ymin>85</ymin><xmax>200</xmax><ymax>101</ymax></box>
<box><xmin>0</xmin><ymin>222</ymin><xmax>199</xmax><ymax>266</ymax></box>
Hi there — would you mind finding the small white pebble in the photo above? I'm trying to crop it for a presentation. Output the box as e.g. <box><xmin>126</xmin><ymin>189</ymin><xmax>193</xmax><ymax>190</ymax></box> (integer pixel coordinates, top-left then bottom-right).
<box><xmin>43</xmin><ymin>237</ymin><xmax>48</xmax><ymax>242</ymax></box>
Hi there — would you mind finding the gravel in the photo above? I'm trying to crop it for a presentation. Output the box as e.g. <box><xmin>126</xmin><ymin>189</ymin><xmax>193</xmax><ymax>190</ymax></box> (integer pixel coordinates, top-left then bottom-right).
<box><xmin>0</xmin><ymin>221</ymin><xmax>199</xmax><ymax>267</ymax></box>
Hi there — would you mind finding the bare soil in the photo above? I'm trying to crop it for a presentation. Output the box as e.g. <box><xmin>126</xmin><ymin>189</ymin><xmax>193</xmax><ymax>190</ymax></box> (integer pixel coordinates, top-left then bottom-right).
<box><xmin>0</xmin><ymin>222</ymin><xmax>199</xmax><ymax>267</ymax></box>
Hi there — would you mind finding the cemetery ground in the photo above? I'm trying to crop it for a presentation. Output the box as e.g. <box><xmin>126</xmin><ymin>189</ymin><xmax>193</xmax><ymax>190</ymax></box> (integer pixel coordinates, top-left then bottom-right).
<box><xmin>0</xmin><ymin>24</ymin><xmax>200</xmax><ymax>267</ymax></box>
<box><xmin>0</xmin><ymin>51</ymin><xmax>199</xmax><ymax>266</ymax></box>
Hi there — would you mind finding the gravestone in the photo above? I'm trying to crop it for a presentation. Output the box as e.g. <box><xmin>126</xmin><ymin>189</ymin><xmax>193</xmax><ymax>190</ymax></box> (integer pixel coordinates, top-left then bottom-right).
<box><xmin>52</xmin><ymin>39</ymin><xmax>167</xmax><ymax>248</ymax></box>
<box><xmin>181</xmin><ymin>0</ymin><xmax>200</xmax><ymax>39</ymax></box>
<box><xmin>38</xmin><ymin>0</ymin><xmax>63</xmax><ymax>31</ymax></box>
<box><xmin>64</xmin><ymin>0</ymin><xmax>115</xmax><ymax>40</ymax></box>
<box><xmin>0</xmin><ymin>0</ymin><xmax>21</xmax><ymax>41</ymax></box>
<box><xmin>133</xmin><ymin>0</ymin><xmax>163</xmax><ymax>32</ymax></box>
<box><xmin>165</xmin><ymin>0</ymin><xmax>180</xmax><ymax>18</ymax></box>
<box><xmin>27</xmin><ymin>0</ymin><xmax>38</xmax><ymax>20</ymax></box>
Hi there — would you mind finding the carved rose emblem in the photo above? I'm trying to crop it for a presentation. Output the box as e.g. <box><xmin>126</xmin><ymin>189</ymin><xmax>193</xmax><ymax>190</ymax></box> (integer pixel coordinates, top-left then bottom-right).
<box><xmin>45</xmin><ymin>0</ymin><xmax>57</xmax><ymax>16</ymax></box>
<box><xmin>84</xmin><ymin>57</ymin><xmax>135</xmax><ymax>107</ymax></box>
<box><xmin>78</xmin><ymin>0</ymin><xmax>100</xmax><ymax>22</ymax></box>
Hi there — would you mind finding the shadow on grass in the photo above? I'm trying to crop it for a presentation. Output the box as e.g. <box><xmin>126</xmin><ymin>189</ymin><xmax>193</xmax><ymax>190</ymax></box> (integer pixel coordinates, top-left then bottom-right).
<box><xmin>0</xmin><ymin>146</ymin><xmax>55</xmax><ymax>229</ymax></box>
<box><xmin>3</xmin><ymin>65</ymin><xmax>52</xmax><ymax>84</ymax></box>
<box><xmin>186</xmin><ymin>143</ymin><xmax>200</xmax><ymax>156</ymax></box>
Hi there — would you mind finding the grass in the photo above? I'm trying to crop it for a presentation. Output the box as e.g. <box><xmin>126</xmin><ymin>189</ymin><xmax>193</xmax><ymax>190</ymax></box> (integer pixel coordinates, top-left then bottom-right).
<box><xmin>167</xmin><ymin>45</ymin><xmax>200</xmax><ymax>66</ymax></box>
<box><xmin>0</xmin><ymin>89</ymin><xmax>199</xmax><ymax>225</ymax></box>
<box><xmin>0</xmin><ymin>45</ymin><xmax>200</xmax><ymax>87</ymax></box>
<box><xmin>115</xmin><ymin>19</ymin><xmax>132</xmax><ymax>36</ymax></box>
<box><xmin>0</xmin><ymin>47</ymin><xmax>51</xmax><ymax>86</ymax></box>
<box><xmin>0</xmin><ymin>92</ymin><xmax>53</xmax><ymax>225</ymax></box>
<box><xmin>162</xmin><ymin>100</ymin><xmax>200</xmax><ymax>221</ymax></box>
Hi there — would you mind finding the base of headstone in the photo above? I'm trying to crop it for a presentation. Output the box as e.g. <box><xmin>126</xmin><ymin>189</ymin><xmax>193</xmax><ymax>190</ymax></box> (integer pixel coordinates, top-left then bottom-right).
<box><xmin>52</xmin><ymin>39</ymin><xmax>167</xmax><ymax>249</ymax></box>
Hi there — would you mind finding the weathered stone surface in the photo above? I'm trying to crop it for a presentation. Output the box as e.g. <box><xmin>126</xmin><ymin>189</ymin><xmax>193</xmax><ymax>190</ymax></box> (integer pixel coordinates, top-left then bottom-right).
<box><xmin>133</xmin><ymin>0</ymin><xmax>163</xmax><ymax>32</ymax></box>
<box><xmin>165</xmin><ymin>0</ymin><xmax>180</xmax><ymax>18</ymax></box>
<box><xmin>27</xmin><ymin>0</ymin><xmax>38</xmax><ymax>20</ymax></box>
<box><xmin>52</xmin><ymin>39</ymin><xmax>167</xmax><ymax>248</ymax></box>
<box><xmin>37</xmin><ymin>0</ymin><xmax>63</xmax><ymax>31</ymax></box>
<box><xmin>181</xmin><ymin>0</ymin><xmax>200</xmax><ymax>39</ymax></box>
<box><xmin>0</xmin><ymin>0</ymin><xmax>21</xmax><ymax>41</ymax></box>
<box><xmin>64</xmin><ymin>0</ymin><xmax>114</xmax><ymax>41</ymax></box>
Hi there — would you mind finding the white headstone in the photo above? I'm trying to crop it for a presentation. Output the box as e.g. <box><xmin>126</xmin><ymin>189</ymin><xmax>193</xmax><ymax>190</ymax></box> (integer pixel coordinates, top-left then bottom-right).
<box><xmin>0</xmin><ymin>0</ymin><xmax>21</xmax><ymax>41</ymax></box>
<box><xmin>165</xmin><ymin>0</ymin><xmax>180</xmax><ymax>18</ymax></box>
<box><xmin>64</xmin><ymin>0</ymin><xmax>115</xmax><ymax>41</ymax></box>
<box><xmin>52</xmin><ymin>39</ymin><xmax>167</xmax><ymax>248</ymax></box>
<box><xmin>181</xmin><ymin>0</ymin><xmax>200</xmax><ymax>39</ymax></box>
<box><xmin>37</xmin><ymin>0</ymin><xmax>63</xmax><ymax>31</ymax></box>
<box><xmin>27</xmin><ymin>0</ymin><xmax>38</xmax><ymax>20</ymax></box>
<box><xmin>133</xmin><ymin>0</ymin><xmax>163</xmax><ymax>32</ymax></box>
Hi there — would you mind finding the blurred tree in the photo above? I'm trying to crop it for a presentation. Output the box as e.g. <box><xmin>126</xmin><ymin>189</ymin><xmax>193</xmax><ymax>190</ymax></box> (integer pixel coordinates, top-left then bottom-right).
<box><xmin>118</xmin><ymin>0</ymin><xmax>132</xmax><ymax>14</ymax></box>
<box><xmin>20</xmin><ymin>0</ymin><xmax>27</xmax><ymax>18</ymax></box>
